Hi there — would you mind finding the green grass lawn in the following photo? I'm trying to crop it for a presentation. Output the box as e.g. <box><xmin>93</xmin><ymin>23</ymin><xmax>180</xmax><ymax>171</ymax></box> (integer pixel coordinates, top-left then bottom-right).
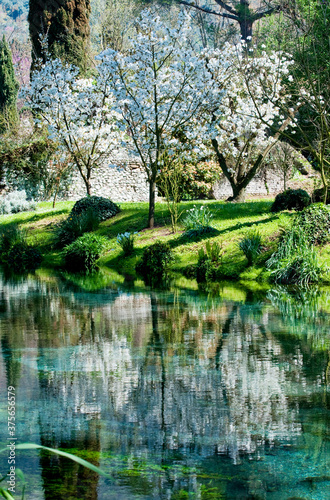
<box><xmin>0</xmin><ymin>198</ymin><xmax>300</xmax><ymax>282</ymax></box>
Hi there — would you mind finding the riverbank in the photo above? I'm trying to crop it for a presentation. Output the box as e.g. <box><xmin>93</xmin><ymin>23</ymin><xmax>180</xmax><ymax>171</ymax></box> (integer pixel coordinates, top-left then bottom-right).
<box><xmin>1</xmin><ymin>198</ymin><xmax>330</xmax><ymax>284</ymax></box>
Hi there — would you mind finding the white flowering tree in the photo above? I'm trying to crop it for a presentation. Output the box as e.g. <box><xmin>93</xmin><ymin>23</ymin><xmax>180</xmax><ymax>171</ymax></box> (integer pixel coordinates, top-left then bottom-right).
<box><xmin>203</xmin><ymin>43</ymin><xmax>293</xmax><ymax>201</ymax></box>
<box><xmin>97</xmin><ymin>10</ymin><xmax>211</xmax><ymax>228</ymax></box>
<box><xmin>21</xmin><ymin>59</ymin><xmax>124</xmax><ymax>196</ymax></box>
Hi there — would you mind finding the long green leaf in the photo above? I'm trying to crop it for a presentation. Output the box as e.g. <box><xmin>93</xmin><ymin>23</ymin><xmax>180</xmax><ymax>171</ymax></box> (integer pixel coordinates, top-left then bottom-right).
<box><xmin>15</xmin><ymin>444</ymin><xmax>110</xmax><ymax>478</ymax></box>
<box><xmin>0</xmin><ymin>489</ymin><xmax>15</xmax><ymax>500</ymax></box>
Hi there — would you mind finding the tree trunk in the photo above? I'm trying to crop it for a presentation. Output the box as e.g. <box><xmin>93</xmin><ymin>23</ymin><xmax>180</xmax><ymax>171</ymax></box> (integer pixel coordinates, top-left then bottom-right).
<box><xmin>148</xmin><ymin>178</ymin><xmax>156</xmax><ymax>229</ymax></box>
<box><xmin>85</xmin><ymin>178</ymin><xmax>92</xmax><ymax>196</ymax></box>
<box><xmin>52</xmin><ymin>185</ymin><xmax>59</xmax><ymax>208</ymax></box>
<box><xmin>239</xmin><ymin>19</ymin><xmax>253</xmax><ymax>41</ymax></box>
<box><xmin>227</xmin><ymin>184</ymin><xmax>247</xmax><ymax>202</ymax></box>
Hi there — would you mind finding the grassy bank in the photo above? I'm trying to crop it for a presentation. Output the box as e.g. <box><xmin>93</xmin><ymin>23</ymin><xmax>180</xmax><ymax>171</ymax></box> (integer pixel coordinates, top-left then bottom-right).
<box><xmin>1</xmin><ymin>198</ymin><xmax>330</xmax><ymax>284</ymax></box>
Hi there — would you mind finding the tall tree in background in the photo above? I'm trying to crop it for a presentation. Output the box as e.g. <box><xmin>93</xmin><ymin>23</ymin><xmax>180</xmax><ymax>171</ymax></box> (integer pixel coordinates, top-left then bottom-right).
<box><xmin>0</xmin><ymin>35</ymin><xmax>19</xmax><ymax>133</ymax></box>
<box><xmin>146</xmin><ymin>1</ymin><xmax>282</xmax><ymax>41</ymax></box>
<box><xmin>28</xmin><ymin>0</ymin><xmax>91</xmax><ymax>74</ymax></box>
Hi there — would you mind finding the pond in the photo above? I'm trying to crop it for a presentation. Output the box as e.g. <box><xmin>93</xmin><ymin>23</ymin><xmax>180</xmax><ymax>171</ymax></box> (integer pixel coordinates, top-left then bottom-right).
<box><xmin>0</xmin><ymin>270</ymin><xmax>329</xmax><ymax>499</ymax></box>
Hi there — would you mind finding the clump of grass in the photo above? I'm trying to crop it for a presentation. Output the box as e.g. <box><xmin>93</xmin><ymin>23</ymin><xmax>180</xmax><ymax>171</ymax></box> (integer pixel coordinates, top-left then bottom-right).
<box><xmin>266</xmin><ymin>225</ymin><xmax>325</xmax><ymax>285</ymax></box>
<box><xmin>117</xmin><ymin>232</ymin><xmax>137</xmax><ymax>256</ymax></box>
<box><xmin>238</xmin><ymin>229</ymin><xmax>262</xmax><ymax>266</ymax></box>
<box><xmin>182</xmin><ymin>204</ymin><xmax>214</xmax><ymax>237</ymax></box>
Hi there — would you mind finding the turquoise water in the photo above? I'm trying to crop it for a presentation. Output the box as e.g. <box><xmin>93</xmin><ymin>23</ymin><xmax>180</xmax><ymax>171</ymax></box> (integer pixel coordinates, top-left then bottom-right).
<box><xmin>0</xmin><ymin>271</ymin><xmax>329</xmax><ymax>499</ymax></box>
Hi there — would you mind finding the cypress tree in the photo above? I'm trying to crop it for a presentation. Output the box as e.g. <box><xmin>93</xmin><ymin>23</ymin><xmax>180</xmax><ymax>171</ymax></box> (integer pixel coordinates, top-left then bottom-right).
<box><xmin>0</xmin><ymin>36</ymin><xmax>19</xmax><ymax>133</ymax></box>
<box><xmin>28</xmin><ymin>0</ymin><xmax>91</xmax><ymax>74</ymax></box>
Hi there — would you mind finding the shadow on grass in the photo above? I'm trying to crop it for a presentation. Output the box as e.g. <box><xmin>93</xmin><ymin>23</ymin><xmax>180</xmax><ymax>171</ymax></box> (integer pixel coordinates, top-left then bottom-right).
<box><xmin>216</xmin><ymin>200</ymin><xmax>273</xmax><ymax>219</ymax></box>
<box><xmin>167</xmin><ymin>216</ymin><xmax>279</xmax><ymax>251</ymax></box>
<box><xmin>216</xmin><ymin>215</ymin><xmax>281</xmax><ymax>235</ymax></box>
<box><xmin>169</xmin><ymin>227</ymin><xmax>220</xmax><ymax>249</ymax></box>
<box><xmin>1</xmin><ymin>208</ymin><xmax>70</xmax><ymax>227</ymax></box>
<box><xmin>98</xmin><ymin>200</ymin><xmax>278</xmax><ymax>240</ymax></box>
<box><xmin>100</xmin><ymin>213</ymin><xmax>149</xmax><ymax>236</ymax></box>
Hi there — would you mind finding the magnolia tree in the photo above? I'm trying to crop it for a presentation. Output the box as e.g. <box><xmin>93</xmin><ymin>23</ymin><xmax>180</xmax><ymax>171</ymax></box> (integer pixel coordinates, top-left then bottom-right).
<box><xmin>96</xmin><ymin>10</ymin><xmax>212</xmax><ymax>228</ymax></box>
<box><xmin>198</xmin><ymin>43</ymin><xmax>294</xmax><ymax>201</ymax></box>
<box><xmin>21</xmin><ymin>59</ymin><xmax>124</xmax><ymax>195</ymax></box>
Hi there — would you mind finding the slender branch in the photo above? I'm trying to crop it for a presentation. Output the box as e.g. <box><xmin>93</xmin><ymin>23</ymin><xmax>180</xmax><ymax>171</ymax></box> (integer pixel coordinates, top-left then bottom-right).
<box><xmin>253</xmin><ymin>6</ymin><xmax>280</xmax><ymax>22</ymax></box>
<box><xmin>212</xmin><ymin>0</ymin><xmax>238</xmax><ymax>16</ymax></box>
<box><xmin>177</xmin><ymin>0</ymin><xmax>239</xmax><ymax>21</ymax></box>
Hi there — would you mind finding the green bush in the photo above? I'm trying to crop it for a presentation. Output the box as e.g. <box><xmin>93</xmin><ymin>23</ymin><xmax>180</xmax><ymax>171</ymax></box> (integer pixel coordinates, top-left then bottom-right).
<box><xmin>0</xmin><ymin>224</ymin><xmax>42</xmax><ymax>272</ymax></box>
<box><xmin>196</xmin><ymin>256</ymin><xmax>217</xmax><ymax>283</ymax></box>
<box><xmin>71</xmin><ymin>196</ymin><xmax>120</xmax><ymax>221</ymax></box>
<box><xmin>312</xmin><ymin>187</ymin><xmax>330</xmax><ymax>204</ymax></box>
<box><xmin>196</xmin><ymin>240</ymin><xmax>223</xmax><ymax>283</ymax></box>
<box><xmin>63</xmin><ymin>233</ymin><xmax>109</xmax><ymax>272</ymax></box>
<box><xmin>7</xmin><ymin>243</ymin><xmax>42</xmax><ymax>273</ymax></box>
<box><xmin>157</xmin><ymin>160</ymin><xmax>219</xmax><ymax>200</ymax></box>
<box><xmin>238</xmin><ymin>229</ymin><xmax>262</xmax><ymax>266</ymax></box>
<box><xmin>0</xmin><ymin>224</ymin><xmax>25</xmax><ymax>257</ymax></box>
<box><xmin>297</xmin><ymin>203</ymin><xmax>330</xmax><ymax>245</ymax></box>
<box><xmin>266</xmin><ymin>225</ymin><xmax>324</xmax><ymax>285</ymax></box>
<box><xmin>136</xmin><ymin>241</ymin><xmax>173</xmax><ymax>284</ymax></box>
<box><xmin>271</xmin><ymin>189</ymin><xmax>311</xmax><ymax>213</ymax></box>
<box><xmin>54</xmin><ymin>208</ymin><xmax>100</xmax><ymax>247</ymax></box>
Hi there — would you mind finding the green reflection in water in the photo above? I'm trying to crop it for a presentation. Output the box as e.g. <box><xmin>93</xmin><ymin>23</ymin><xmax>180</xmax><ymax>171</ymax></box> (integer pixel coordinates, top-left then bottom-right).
<box><xmin>0</xmin><ymin>270</ymin><xmax>329</xmax><ymax>499</ymax></box>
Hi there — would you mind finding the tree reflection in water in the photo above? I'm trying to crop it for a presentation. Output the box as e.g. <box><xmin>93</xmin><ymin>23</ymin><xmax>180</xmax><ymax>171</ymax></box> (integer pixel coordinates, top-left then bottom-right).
<box><xmin>0</xmin><ymin>273</ymin><xmax>329</xmax><ymax>499</ymax></box>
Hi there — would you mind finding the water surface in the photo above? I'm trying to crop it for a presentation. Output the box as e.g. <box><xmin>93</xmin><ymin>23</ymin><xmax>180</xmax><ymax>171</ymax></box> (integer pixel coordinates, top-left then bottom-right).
<box><xmin>0</xmin><ymin>271</ymin><xmax>329</xmax><ymax>499</ymax></box>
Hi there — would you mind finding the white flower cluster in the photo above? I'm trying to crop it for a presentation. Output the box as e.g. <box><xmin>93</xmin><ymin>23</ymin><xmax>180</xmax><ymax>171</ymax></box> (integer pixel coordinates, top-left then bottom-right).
<box><xmin>96</xmin><ymin>9</ymin><xmax>212</xmax><ymax>172</ymax></box>
<box><xmin>203</xmin><ymin>42</ymin><xmax>293</xmax><ymax>165</ymax></box>
<box><xmin>21</xmin><ymin>59</ymin><xmax>126</xmax><ymax>183</ymax></box>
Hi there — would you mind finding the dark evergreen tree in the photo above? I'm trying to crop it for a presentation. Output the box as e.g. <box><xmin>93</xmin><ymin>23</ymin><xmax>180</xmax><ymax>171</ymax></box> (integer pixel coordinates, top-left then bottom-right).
<box><xmin>28</xmin><ymin>0</ymin><xmax>91</xmax><ymax>74</ymax></box>
<box><xmin>0</xmin><ymin>35</ymin><xmax>19</xmax><ymax>133</ymax></box>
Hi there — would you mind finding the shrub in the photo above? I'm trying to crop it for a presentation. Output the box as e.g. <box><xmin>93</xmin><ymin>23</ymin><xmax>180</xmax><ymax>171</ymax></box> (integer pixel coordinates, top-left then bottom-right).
<box><xmin>297</xmin><ymin>203</ymin><xmax>330</xmax><ymax>245</ymax></box>
<box><xmin>0</xmin><ymin>224</ymin><xmax>42</xmax><ymax>272</ymax></box>
<box><xmin>0</xmin><ymin>224</ymin><xmax>25</xmax><ymax>257</ymax></box>
<box><xmin>136</xmin><ymin>241</ymin><xmax>173</xmax><ymax>284</ymax></box>
<box><xmin>54</xmin><ymin>208</ymin><xmax>100</xmax><ymax>248</ymax></box>
<box><xmin>63</xmin><ymin>233</ymin><xmax>109</xmax><ymax>272</ymax></box>
<box><xmin>71</xmin><ymin>196</ymin><xmax>120</xmax><ymax>221</ymax></box>
<box><xmin>157</xmin><ymin>160</ymin><xmax>219</xmax><ymax>200</ymax></box>
<box><xmin>312</xmin><ymin>187</ymin><xmax>330</xmax><ymax>204</ymax></box>
<box><xmin>196</xmin><ymin>240</ymin><xmax>223</xmax><ymax>283</ymax></box>
<box><xmin>117</xmin><ymin>232</ymin><xmax>136</xmax><ymax>256</ymax></box>
<box><xmin>7</xmin><ymin>243</ymin><xmax>42</xmax><ymax>273</ymax></box>
<box><xmin>238</xmin><ymin>229</ymin><xmax>262</xmax><ymax>266</ymax></box>
<box><xmin>271</xmin><ymin>189</ymin><xmax>311</xmax><ymax>213</ymax></box>
<box><xmin>183</xmin><ymin>205</ymin><xmax>214</xmax><ymax>237</ymax></box>
<box><xmin>0</xmin><ymin>190</ymin><xmax>36</xmax><ymax>214</ymax></box>
<box><xmin>266</xmin><ymin>225</ymin><xmax>324</xmax><ymax>285</ymax></box>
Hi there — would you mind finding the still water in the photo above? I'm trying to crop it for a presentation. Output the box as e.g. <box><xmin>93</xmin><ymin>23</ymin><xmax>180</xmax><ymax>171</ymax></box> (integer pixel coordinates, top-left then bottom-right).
<box><xmin>0</xmin><ymin>270</ymin><xmax>329</xmax><ymax>499</ymax></box>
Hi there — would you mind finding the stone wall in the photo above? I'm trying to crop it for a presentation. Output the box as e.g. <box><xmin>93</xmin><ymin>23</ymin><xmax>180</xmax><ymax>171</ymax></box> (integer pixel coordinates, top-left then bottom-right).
<box><xmin>3</xmin><ymin>156</ymin><xmax>315</xmax><ymax>202</ymax></box>
<box><xmin>212</xmin><ymin>169</ymin><xmax>284</xmax><ymax>199</ymax></box>
<box><xmin>67</xmin><ymin>161</ymin><xmax>150</xmax><ymax>202</ymax></box>
<box><xmin>67</xmin><ymin>161</ymin><xmax>295</xmax><ymax>202</ymax></box>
